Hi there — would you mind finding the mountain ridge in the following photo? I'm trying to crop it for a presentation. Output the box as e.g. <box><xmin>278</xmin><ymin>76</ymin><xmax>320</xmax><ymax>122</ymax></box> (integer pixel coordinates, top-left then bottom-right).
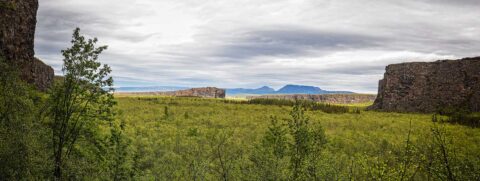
<box><xmin>226</xmin><ymin>84</ymin><xmax>353</xmax><ymax>95</ymax></box>
<box><xmin>115</xmin><ymin>84</ymin><xmax>354</xmax><ymax>95</ymax></box>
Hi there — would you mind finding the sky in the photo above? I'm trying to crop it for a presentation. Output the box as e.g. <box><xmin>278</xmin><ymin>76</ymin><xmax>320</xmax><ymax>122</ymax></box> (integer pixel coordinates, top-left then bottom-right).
<box><xmin>34</xmin><ymin>0</ymin><xmax>480</xmax><ymax>93</ymax></box>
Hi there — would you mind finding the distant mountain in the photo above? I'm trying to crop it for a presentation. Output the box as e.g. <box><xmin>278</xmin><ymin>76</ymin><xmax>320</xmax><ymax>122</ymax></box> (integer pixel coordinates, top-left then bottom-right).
<box><xmin>115</xmin><ymin>86</ymin><xmax>189</xmax><ymax>92</ymax></box>
<box><xmin>116</xmin><ymin>84</ymin><xmax>353</xmax><ymax>95</ymax></box>
<box><xmin>276</xmin><ymin>85</ymin><xmax>353</xmax><ymax>94</ymax></box>
<box><xmin>226</xmin><ymin>86</ymin><xmax>275</xmax><ymax>95</ymax></box>
<box><xmin>276</xmin><ymin>84</ymin><xmax>326</xmax><ymax>94</ymax></box>
<box><xmin>226</xmin><ymin>84</ymin><xmax>353</xmax><ymax>95</ymax></box>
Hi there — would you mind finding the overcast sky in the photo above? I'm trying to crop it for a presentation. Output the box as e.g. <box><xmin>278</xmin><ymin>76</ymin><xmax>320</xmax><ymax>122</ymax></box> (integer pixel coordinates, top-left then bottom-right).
<box><xmin>34</xmin><ymin>0</ymin><xmax>480</xmax><ymax>93</ymax></box>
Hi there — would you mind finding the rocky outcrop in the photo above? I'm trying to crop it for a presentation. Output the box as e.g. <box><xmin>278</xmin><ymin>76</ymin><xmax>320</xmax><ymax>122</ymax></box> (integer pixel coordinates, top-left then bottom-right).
<box><xmin>21</xmin><ymin>58</ymin><xmax>54</xmax><ymax>90</ymax></box>
<box><xmin>163</xmin><ymin>87</ymin><xmax>226</xmax><ymax>98</ymax></box>
<box><xmin>368</xmin><ymin>57</ymin><xmax>480</xmax><ymax>113</ymax></box>
<box><xmin>247</xmin><ymin>94</ymin><xmax>376</xmax><ymax>104</ymax></box>
<box><xmin>0</xmin><ymin>0</ymin><xmax>54</xmax><ymax>91</ymax></box>
<box><xmin>122</xmin><ymin>87</ymin><xmax>226</xmax><ymax>98</ymax></box>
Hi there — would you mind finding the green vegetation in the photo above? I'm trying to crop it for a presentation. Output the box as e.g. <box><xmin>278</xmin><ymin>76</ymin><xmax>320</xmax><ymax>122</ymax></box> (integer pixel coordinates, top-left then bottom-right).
<box><xmin>0</xmin><ymin>55</ymin><xmax>48</xmax><ymax>179</ymax></box>
<box><xmin>47</xmin><ymin>27</ymin><xmax>115</xmax><ymax>180</ymax></box>
<box><xmin>0</xmin><ymin>1</ymin><xmax>17</xmax><ymax>10</ymax></box>
<box><xmin>436</xmin><ymin>109</ymin><xmax>480</xmax><ymax>128</ymax></box>
<box><xmin>113</xmin><ymin>96</ymin><xmax>480</xmax><ymax>180</ymax></box>
<box><xmin>1</xmin><ymin>28</ymin><xmax>126</xmax><ymax>179</ymax></box>
<box><xmin>224</xmin><ymin>98</ymin><xmax>353</xmax><ymax>113</ymax></box>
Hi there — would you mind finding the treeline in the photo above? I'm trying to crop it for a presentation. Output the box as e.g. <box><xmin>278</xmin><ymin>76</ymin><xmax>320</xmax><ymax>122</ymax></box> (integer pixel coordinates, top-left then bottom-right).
<box><xmin>224</xmin><ymin>98</ymin><xmax>358</xmax><ymax>114</ymax></box>
<box><xmin>436</xmin><ymin>108</ymin><xmax>480</xmax><ymax>128</ymax></box>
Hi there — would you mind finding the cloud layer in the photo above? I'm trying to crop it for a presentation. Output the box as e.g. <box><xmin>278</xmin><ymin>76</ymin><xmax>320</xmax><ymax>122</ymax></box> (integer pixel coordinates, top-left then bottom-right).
<box><xmin>35</xmin><ymin>0</ymin><xmax>480</xmax><ymax>93</ymax></box>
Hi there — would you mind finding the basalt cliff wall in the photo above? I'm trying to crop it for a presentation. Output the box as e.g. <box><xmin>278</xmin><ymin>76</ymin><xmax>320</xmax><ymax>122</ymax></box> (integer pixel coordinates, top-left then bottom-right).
<box><xmin>0</xmin><ymin>0</ymin><xmax>54</xmax><ymax>91</ymax></box>
<box><xmin>247</xmin><ymin>94</ymin><xmax>376</xmax><ymax>104</ymax></box>
<box><xmin>121</xmin><ymin>87</ymin><xmax>226</xmax><ymax>98</ymax></box>
<box><xmin>368</xmin><ymin>57</ymin><xmax>480</xmax><ymax>113</ymax></box>
<box><xmin>162</xmin><ymin>87</ymin><xmax>226</xmax><ymax>98</ymax></box>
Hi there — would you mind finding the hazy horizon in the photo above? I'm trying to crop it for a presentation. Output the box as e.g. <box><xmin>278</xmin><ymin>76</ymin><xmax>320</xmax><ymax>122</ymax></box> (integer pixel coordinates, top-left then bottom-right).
<box><xmin>113</xmin><ymin>84</ymin><xmax>358</xmax><ymax>93</ymax></box>
<box><xmin>35</xmin><ymin>0</ymin><xmax>480</xmax><ymax>93</ymax></box>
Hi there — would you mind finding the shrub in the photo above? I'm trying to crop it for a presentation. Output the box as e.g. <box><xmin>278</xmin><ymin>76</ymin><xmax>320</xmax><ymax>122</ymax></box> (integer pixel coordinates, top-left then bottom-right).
<box><xmin>434</xmin><ymin>109</ymin><xmax>480</xmax><ymax>128</ymax></box>
<box><xmin>0</xmin><ymin>1</ymin><xmax>17</xmax><ymax>10</ymax></box>
<box><xmin>224</xmin><ymin>98</ymin><xmax>353</xmax><ymax>114</ymax></box>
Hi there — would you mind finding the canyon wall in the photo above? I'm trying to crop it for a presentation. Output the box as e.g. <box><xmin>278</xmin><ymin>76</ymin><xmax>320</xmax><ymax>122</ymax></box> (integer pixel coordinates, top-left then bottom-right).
<box><xmin>0</xmin><ymin>0</ymin><xmax>54</xmax><ymax>91</ymax></box>
<box><xmin>368</xmin><ymin>57</ymin><xmax>480</xmax><ymax>112</ymax></box>
<box><xmin>163</xmin><ymin>87</ymin><xmax>226</xmax><ymax>98</ymax></box>
<box><xmin>247</xmin><ymin>94</ymin><xmax>376</xmax><ymax>104</ymax></box>
<box><xmin>122</xmin><ymin>87</ymin><xmax>226</xmax><ymax>98</ymax></box>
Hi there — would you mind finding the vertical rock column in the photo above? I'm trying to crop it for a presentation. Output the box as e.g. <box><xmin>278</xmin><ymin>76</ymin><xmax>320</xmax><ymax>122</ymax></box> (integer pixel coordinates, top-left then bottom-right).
<box><xmin>0</xmin><ymin>0</ymin><xmax>54</xmax><ymax>91</ymax></box>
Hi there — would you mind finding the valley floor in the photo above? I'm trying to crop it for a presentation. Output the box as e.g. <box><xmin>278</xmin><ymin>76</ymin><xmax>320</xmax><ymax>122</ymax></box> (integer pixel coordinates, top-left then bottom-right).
<box><xmin>116</xmin><ymin>96</ymin><xmax>480</xmax><ymax>180</ymax></box>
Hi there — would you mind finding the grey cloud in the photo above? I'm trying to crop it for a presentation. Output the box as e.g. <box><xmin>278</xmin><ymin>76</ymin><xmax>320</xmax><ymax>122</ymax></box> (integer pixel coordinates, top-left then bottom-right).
<box><xmin>36</xmin><ymin>4</ymin><xmax>154</xmax><ymax>46</ymax></box>
<box><xmin>321</xmin><ymin>64</ymin><xmax>386</xmax><ymax>75</ymax></box>
<box><xmin>34</xmin><ymin>0</ymin><xmax>480</xmax><ymax>93</ymax></box>
<box><xmin>211</xmin><ymin>28</ymin><xmax>385</xmax><ymax>59</ymax></box>
<box><xmin>423</xmin><ymin>0</ymin><xmax>480</xmax><ymax>6</ymax></box>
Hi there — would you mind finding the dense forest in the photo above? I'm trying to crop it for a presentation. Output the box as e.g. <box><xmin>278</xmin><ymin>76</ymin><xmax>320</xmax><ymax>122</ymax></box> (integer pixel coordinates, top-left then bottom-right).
<box><xmin>1</xmin><ymin>29</ymin><xmax>480</xmax><ymax>180</ymax></box>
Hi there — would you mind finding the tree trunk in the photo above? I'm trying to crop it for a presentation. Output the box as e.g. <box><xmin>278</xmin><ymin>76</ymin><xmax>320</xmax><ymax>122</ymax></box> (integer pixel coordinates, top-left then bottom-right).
<box><xmin>54</xmin><ymin>144</ymin><xmax>63</xmax><ymax>180</ymax></box>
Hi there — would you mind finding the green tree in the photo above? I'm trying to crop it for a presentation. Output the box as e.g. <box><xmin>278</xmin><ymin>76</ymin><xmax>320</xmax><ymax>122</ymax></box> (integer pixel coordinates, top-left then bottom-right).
<box><xmin>288</xmin><ymin>104</ymin><xmax>312</xmax><ymax>180</ymax></box>
<box><xmin>251</xmin><ymin>116</ymin><xmax>289</xmax><ymax>180</ymax></box>
<box><xmin>108</xmin><ymin>119</ymin><xmax>133</xmax><ymax>180</ymax></box>
<box><xmin>287</xmin><ymin>103</ymin><xmax>327</xmax><ymax>180</ymax></box>
<box><xmin>307</xmin><ymin>122</ymin><xmax>327</xmax><ymax>180</ymax></box>
<box><xmin>47</xmin><ymin>28</ymin><xmax>115</xmax><ymax>180</ymax></box>
<box><xmin>207</xmin><ymin>129</ymin><xmax>242</xmax><ymax>181</ymax></box>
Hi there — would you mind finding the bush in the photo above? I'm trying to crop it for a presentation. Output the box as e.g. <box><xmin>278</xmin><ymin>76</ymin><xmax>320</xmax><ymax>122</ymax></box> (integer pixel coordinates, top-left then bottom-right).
<box><xmin>224</xmin><ymin>98</ymin><xmax>352</xmax><ymax>114</ymax></box>
<box><xmin>434</xmin><ymin>108</ymin><xmax>480</xmax><ymax>128</ymax></box>
<box><xmin>445</xmin><ymin>112</ymin><xmax>480</xmax><ymax>128</ymax></box>
<box><xmin>0</xmin><ymin>55</ymin><xmax>50</xmax><ymax>179</ymax></box>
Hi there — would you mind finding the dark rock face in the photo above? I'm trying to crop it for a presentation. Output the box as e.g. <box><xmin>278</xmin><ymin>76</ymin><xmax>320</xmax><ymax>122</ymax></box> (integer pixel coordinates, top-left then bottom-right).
<box><xmin>369</xmin><ymin>57</ymin><xmax>480</xmax><ymax>112</ymax></box>
<box><xmin>165</xmin><ymin>87</ymin><xmax>226</xmax><ymax>98</ymax></box>
<box><xmin>247</xmin><ymin>94</ymin><xmax>376</xmax><ymax>104</ymax></box>
<box><xmin>22</xmin><ymin>58</ymin><xmax>54</xmax><ymax>91</ymax></box>
<box><xmin>125</xmin><ymin>87</ymin><xmax>226</xmax><ymax>98</ymax></box>
<box><xmin>0</xmin><ymin>0</ymin><xmax>54</xmax><ymax>91</ymax></box>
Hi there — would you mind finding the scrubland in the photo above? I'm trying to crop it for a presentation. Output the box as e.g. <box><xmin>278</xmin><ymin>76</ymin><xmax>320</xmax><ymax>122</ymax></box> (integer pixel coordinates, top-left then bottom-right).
<box><xmin>115</xmin><ymin>96</ymin><xmax>480</xmax><ymax>180</ymax></box>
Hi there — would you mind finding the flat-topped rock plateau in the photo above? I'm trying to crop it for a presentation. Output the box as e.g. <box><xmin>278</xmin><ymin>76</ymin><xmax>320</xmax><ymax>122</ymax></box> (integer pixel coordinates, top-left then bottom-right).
<box><xmin>368</xmin><ymin>57</ymin><xmax>480</xmax><ymax>113</ymax></box>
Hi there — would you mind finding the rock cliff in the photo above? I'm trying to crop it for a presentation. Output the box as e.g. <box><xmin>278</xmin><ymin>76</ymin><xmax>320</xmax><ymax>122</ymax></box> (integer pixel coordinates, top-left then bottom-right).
<box><xmin>122</xmin><ymin>87</ymin><xmax>226</xmax><ymax>98</ymax></box>
<box><xmin>247</xmin><ymin>94</ymin><xmax>376</xmax><ymax>104</ymax></box>
<box><xmin>0</xmin><ymin>0</ymin><xmax>54</xmax><ymax>91</ymax></box>
<box><xmin>368</xmin><ymin>57</ymin><xmax>480</xmax><ymax>112</ymax></box>
<box><xmin>163</xmin><ymin>87</ymin><xmax>226</xmax><ymax>98</ymax></box>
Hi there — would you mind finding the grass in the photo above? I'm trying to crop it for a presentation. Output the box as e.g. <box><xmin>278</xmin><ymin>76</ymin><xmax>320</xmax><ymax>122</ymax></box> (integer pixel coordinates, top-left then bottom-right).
<box><xmin>115</xmin><ymin>96</ymin><xmax>480</xmax><ymax>180</ymax></box>
<box><xmin>334</xmin><ymin>101</ymin><xmax>374</xmax><ymax>107</ymax></box>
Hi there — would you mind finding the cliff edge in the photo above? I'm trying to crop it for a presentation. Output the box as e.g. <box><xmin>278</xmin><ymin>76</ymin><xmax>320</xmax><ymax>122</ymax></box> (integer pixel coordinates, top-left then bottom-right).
<box><xmin>368</xmin><ymin>57</ymin><xmax>480</xmax><ymax>112</ymax></box>
<box><xmin>0</xmin><ymin>0</ymin><xmax>54</xmax><ymax>91</ymax></box>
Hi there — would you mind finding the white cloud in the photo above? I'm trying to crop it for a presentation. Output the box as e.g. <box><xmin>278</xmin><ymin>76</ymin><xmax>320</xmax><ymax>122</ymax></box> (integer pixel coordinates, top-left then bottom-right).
<box><xmin>35</xmin><ymin>0</ymin><xmax>480</xmax><ymax>93</ymax></box>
